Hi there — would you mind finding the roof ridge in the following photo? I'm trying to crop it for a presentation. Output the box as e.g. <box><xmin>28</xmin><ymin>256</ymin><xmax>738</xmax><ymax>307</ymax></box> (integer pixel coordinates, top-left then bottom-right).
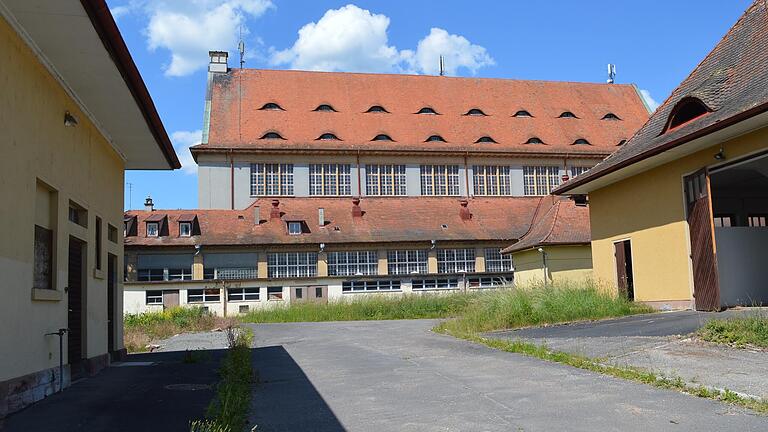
<box><xmin>540</xmin><ymin>200</ymin><xmax>563</xmax><ymax>244</ymax></box>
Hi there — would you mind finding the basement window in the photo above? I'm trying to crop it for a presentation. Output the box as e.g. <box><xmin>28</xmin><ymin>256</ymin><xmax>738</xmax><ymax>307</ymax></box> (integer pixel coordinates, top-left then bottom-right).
<box><xmin>464</xmin><ymin>108</ymin><xmax>487</xmax><ymax>116</ymax></box>
<box><xmin>260</xmin><ymin>132</ymin><xmax>285</xmax><ymax>140</ymax></box>
<box><xmin>366</xmin><ymin>105</ymin><xmax>389</xmax><ymax>113</ymax></box>
<box><xmin>372</xmin><ymin>134</ymin><xmax>394</xmax><ymax>141</ymax></box>
<box><xmin>317</xmin><ymin>133</ymin><xmax>341</xmax><ymax>141</ymax></box>
<box><xmin>475</xmin><ymin>136</ymin><xmax>497</xmax><ymax>144</ymax></box>
<box><xmin>513</xmin><ymin>110</ymin><xmax>533</xmax><ymax>118</ymax></box>
<box><xmin>259</xmin><ymin>102</ymin><xmax>283</xmax><ymax>111</ymax></box>
<box><xmin>314</xmin><ymin>104</ymin><xmax>337</xmax><ymax>112</ymax></box>
<box><xmin>425</xmin><ymin>135</ymin><xmax>446</xmax><ymax>142</ymax></box>
<box><xmin>664</xmin><ymin>97</ymin><xmax>710</xmax><ymax>132</ymax></box>
<box><xmin>416</xmin><ymin>107</ymin><xmax>439</xmax><ymax>115</ymax></box>
<box><xmin>558</xmin><ymin>111</ymin><xmax>578</xmax><ymax>118</ymax></box>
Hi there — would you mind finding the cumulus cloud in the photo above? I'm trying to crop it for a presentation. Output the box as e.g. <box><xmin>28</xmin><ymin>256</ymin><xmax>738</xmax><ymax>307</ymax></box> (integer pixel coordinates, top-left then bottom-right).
<box><xmin>640</xmin><ymin>89</ymin><xmax>661</xmax><ymax>112</ymax></box>
<box><xmin>110</xmin><ymin>5</ymin><xmax>132</xmax><ymax>19</ymax></box>
<box><xmin>171</xmin><ymin>130</ymin><xmax>203</xmax><ymax>174</ymax></box>
<box><xmin>142</xmin><ymin>0</ymin><xmax>274</xmax><ymax>76</ymax></box>
<box><xmin>271</xmin><ymin>4</ymin><xmax>494</xmax><ymax>76</ymax></box>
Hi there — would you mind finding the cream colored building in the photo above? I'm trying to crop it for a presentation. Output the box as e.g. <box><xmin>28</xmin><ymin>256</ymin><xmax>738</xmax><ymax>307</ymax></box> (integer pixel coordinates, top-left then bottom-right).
<box><xmin>0</xmin><ymin>0</ymin><xmax>179</xmax><ymax>417</ymax></box>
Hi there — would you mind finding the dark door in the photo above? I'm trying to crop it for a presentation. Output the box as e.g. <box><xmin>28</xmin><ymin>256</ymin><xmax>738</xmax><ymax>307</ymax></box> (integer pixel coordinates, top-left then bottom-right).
<box><xmin>311</xmin><ymin>286</ymin><xmax>328</xmax><ymax>304</ymax></box>
<box><xmin>107</xmin><ymin>254</ymin><xmax>116</xmax><ymax>354</ymax></box>
<box><xmin>67</xmin><ymin>238</ymin><xmax>85</xmax><ymax>370</ymax></box>
<box><xmin>684</xmin><ymin>169</ymin><xmax>721</xmax><ymax>311</ymax></box>
<box><xmin>163</xmin><ymin>290</ymin><xmax>180</xmax><ymax>308</ymax></box>
<box><xmin>614</xmin><ymin>240</ymin><xmax>634</xmax><ymax>301</ymax></box>
<box><xmin>291</xmin><ymin>287</ymin><xmax>305</xmax><ymax>302</ymax></box>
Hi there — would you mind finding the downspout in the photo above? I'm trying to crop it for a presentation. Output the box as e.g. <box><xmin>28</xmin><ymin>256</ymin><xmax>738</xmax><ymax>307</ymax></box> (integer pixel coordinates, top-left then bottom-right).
<box><xmin>464</xmin><ymin>152</ymin><xmax>470</xmax><ymax>198</ymax></box>
<box><xmin>230</xmin><ymin>150</ymin><xmax>234</xmax><ymax>210</ymax></box>
<box><xmin>356</xmin><ymin>150</ymin><xmax>363</xmax><ymax>197</ymax></box>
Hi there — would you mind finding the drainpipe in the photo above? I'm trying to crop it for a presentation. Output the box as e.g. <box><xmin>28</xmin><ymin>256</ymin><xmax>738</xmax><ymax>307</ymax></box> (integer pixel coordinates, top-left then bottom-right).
<box><xmin>229</xmin><ymin>150</ymin><xmax>235</xmax><ymax>210</ymax></box>
<box><xmin>464</xmin><ymin>152</ymin><xmax>470</xmax><ymax>198</ymax></box>
<box><xmin>45</xmin><ymin>328</ymin><xmax>68</xmax><ymax>393</ymax></box>
<box><xmin>356</xmin><ymin>150</ymin><xmax>363</xmax><ymax>197</ymax></box>
<box><xmin>538</xmin><ymin>247</ymin><xmax>548</xmax><ymax>286</ymax></box>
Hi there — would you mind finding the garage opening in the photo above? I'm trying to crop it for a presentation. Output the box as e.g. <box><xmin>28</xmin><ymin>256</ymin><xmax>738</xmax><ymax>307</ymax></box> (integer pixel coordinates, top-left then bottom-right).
<box><xmin>710</xmin><ymin>152</ymin><xmax>768</xmax><ymax>307</ymax></box>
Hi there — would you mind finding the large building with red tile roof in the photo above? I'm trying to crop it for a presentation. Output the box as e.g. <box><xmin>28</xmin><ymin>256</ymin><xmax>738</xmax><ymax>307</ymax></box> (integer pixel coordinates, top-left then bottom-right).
<box><xmin>124</xmin><ymin>53</ymin><xmax>650</xmax><ymax>315</ymax></box>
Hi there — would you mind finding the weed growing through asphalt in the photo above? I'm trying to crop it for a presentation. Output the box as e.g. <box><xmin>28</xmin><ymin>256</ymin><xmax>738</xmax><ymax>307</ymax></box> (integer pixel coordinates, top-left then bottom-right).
<box><xmin>124</xmin><ymin>307</ymin><xmax>233</xmax><ymax>352</ymax></box>
<box><xmin>697</xmin><ymin>314</ymin><xmax>768</xmax><ymax>349</ymax></box>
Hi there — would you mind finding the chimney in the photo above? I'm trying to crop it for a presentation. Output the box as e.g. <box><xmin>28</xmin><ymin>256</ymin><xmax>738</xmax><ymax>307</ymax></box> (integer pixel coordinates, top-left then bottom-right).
<box><xmin>318</xmin><ymin>208</ymin><xmax>325</xmax><ymax>226</ymax></box>
<box><xmin>144</xmin><ymin>196</ymin><xmax>154</xmax><ymax>212</ymax></box>
<box><xmin>270</xmin><ymin>199</ymin><xmax>281</xmax><ymax>219</ymax></box>
<box><xmin>352</xmin><ymin>198</ymin><xmax>363</xmax><ymax>218</ymax></box>
<box><xmin>208</xmin><ymin>51</ymin><xmax>228</xmax><ymax>73</ymax></box>
<box><xmin>459</xmin><ymin>199</ymin><xmax>471</xmax><ymax>221</ymax></box>
<box><xmin>254</xmin><ymin>206</ymin><xmax>260</xmax><ymax>225</ymax></box>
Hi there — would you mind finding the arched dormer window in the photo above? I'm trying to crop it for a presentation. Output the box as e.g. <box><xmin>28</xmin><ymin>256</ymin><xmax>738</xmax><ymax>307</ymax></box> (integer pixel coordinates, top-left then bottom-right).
<box><xmin>475</xmin><ymin>136</ymin><xmax>497</xmax><ymax>144</ymax></box>
<box><xmin>259</xmin><ymin>102</ymin><xmax>283</xmax><ymax>111</ymax></box>
<box><xmin>617</xmin><ymin>139</ymin><xmax>627</xmax><ymax>146</ymax></box>
<box><xmin>464</xmin><ymin>108</ymin><xmax>487</xmax><ymax>116</ymax></box>
<box><xmin>663</xmin><ymin>97</ymin><xmax>710</xmax><ymax>132</ymax></box>
<box><xmin>602</xmin><ymin>113</ymin><xmax>621</xmax><ymax>120</ymax></box>
<box><xmin>573</xmin><ymin>139</ymin><xmax>591</xmax><ymax>145</ymax></box>
<box><xmin>260</xmin><ymin>132</ymin><xmax>285</xmax><ymax>140</ymax></box>
<box><xmin>416</xmin><ymin>107</ymin><xmax>439</xmax><ymax>115</ymax></box>
<box><xmin>558</xmin><ymin>111</ymin><xmax>578</xmax><ymax>118</ymax></box>
<box><xmin>317</xmin><ymin>133</ymin><xmax>341</xmax><ymax>141</ymax></box>
<box><xmin>314</xmin><ymin>104</ymin><xmax>337</xmax><ymax>112</ymax></box>
<box><xmin>513</xmin><ymin>110</ymin><xmax>533</xmax><ymax>118</ymax></box>
<box><xmin>366</xmin><ymin>105</ymin><xmax>389</xmax><ymax>113</ymax></box>
<box><xmin>372</xmin><ymin>134</ymin><xmax>394</xmax><ymax>141</ymax></box>
<box><xmin>425</xmin><ymin>135</ymin><xmax>446</xmax><ymax>143</ymax></box>
<box><xmin>525</xmin><ymin>137</ymin><xmax>544</xmax><ymax>144</ymax></box>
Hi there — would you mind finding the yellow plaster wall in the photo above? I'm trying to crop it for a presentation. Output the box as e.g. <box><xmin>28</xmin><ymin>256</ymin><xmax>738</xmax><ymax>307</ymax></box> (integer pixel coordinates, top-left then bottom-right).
<box><xmin>512</xmin><ymin>245</ymin><xmax>593</xmax><ymax>286</ymax></box>
<box><xmin>589</xmin><ymin>125</ymin><xmax>768</xmax><ymax>303</ymax></box>
<box><xmin>0</xmin><ymin>15</ymin><xmax>125</xmax><ymax>382</ymax></box>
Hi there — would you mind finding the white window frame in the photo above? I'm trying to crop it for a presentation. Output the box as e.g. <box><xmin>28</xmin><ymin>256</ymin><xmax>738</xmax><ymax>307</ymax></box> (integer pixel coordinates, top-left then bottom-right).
<box><xmin>138</xmin><ymin>268</ymin><xmax>165</xmax><ymax>282</ymax></box>
<box><xmin>437</xmin><ymin>248</ymin><xmax>476</xmax><ymax>273</ymax></box>
<box><xmin>267</xmin><ymin>252</ymin><xmax>318</xmax><ymax>278</ymax></box>
<box><xmin>179</xmin><ymin>222</ymin><xmax>192</xmax><ymax>237</ymax></box>
<box><xmin>365</xmin><ymin>164</ymin><xmax>407</xmax><ymax>196</ymax></box>
<box><xmin>267</xmin><ymin>287</ymin><xmax>283</xmax><ymax>300</ymax></box>
<box><xmin>187</xmin><ymin>288</ymin><xmax>221</xmax><ymax>303</ymax></box>
<box><xmin>167</xmin><ymin>267</ymin><xmax>193</xmax><ymax>281</ymax></box>
<box><xmin>472</xmin><ymin>166</ymin><xmax>512</xmax><ymax>196</ymax></box>
<box><xmin>387</xmin><ymin>250</ymin><xmax>428</xmax><ymax>275</ymax></box>
<box><xmin>420</xmin><ymin>165</ymin><xmax>460</xmax><ymax>196</ymax></box>
<box><xmin>484</xmin><ymin>248</ymin><xmax>514</xmax><ymax>272</ymax></box>
<box><xmin>227</xmin><ymin>287</ymin><xmax>260</xmax><ymax>302</ymax></box>
<box><xmin>412</xmin><ymin>278</ymin><xmax>459</xmax><ymax>290</ymax></box>
<box><xmin>288</xmin><ymin>222</ymin><xmax>302</xmax><ymax>235</ymax></box>
<box><xmin>342</xmin><ymin>280</ymin><xmax>401</xmax><ymax>292</ymax></box>
<box><xmin>327</xmin><ymin>251</ymin><xmax>378</xmax><ymax>276</ymax></box>
<box><xmin>309</xmin><ymin>164</ymin><xmax>352</xmax><ymax>196</ymax></box>
<box><xmin>215</xmin><ymin>267</ymin><xmax>258</xmax><ymax>280</ymax></box>
<box><xmin>523</xmin><ymin>166</ymin><xmax>561</xmax><ymax>196</ymax></box>
<box><xmin>146</xmin><ymin>290</ymin><xmax>163</xmax><ymax>304</ymax></box>
<box><xmin>146</xmin><ymin>222</ymin><xmax>159</xmax><ymax>237</ymax></box>
<box><xmin>570</xmin><ymin>166</ymin><xmax>589</xmax><ymax>178</ymax></box>
<box><xmin>250</xmin><ymin>163</ymin><xmax>294</xmax><ymax>196</ymax></box>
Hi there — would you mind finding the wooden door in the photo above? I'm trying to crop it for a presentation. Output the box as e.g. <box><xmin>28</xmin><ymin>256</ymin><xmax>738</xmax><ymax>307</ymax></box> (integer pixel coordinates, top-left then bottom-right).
<box><xmin>67</xmin><ymin>238</ymin><xmax>85</xmax><ymax>368</ymax></box>
<box><xmin>684</xmin><ymin>169</ymin><xmax>721</xmax><ymax>311</ymax></box>
<box><xmin>614</xmin><ymin>240</ymin><xmax>634</xmax><ymax>300</ymax></box>
<box><xmin>163</xmin><ymin>290</ymin><xmax>180</xmax><ymax>308</ymax></box>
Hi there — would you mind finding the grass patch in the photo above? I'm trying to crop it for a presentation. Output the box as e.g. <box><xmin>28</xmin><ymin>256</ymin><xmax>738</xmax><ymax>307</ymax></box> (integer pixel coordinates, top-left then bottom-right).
<box><xmin>697</xmin><ymin>315</ymin><xmax>768</xmax><ymax>349</ymax></box>
<box><xmin>124</xmin><ymin>307</ymin><xmax>233</xmax><ymax>352</ymax></box>
<box><xmin>241</xmin><ymin>292</ymin><xmax>479</xmax><ymax>323</ymax></box>
<box><xmin>437</xmin><ymin>281</ymin><xmax>654</xmax><ymax>335</ymax></box>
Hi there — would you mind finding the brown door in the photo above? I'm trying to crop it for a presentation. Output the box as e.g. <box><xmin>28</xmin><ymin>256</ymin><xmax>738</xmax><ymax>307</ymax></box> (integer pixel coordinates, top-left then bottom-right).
<box><xmin>163</xmin><ymin>290</ymin><xmax>180</xmax><ymax>308</ymax></box>
<box><xmin>684</xmin><ymin>169</ymin><xmax>721</xmax><ymax>311</ymax></box>
<box><xmin>614</xmin><ymin>240</ymin><xmax>634</xmax><ymax>301</ymax></box>
<box><xmin>291</xmin><ymin>287</ymin><xmax>306</xmax><ymax>302</ymax></box>
<box><xmin>107</xmin><ymin>254</ymin><xmax>116</xmax><ymax>354</ymax></box>
<box><xmin>67</xmin><ymin>238</ymin><xmax>85</xmax><ymax>371</ymax></box>
<box><xmin>311</xmin><ymin>286</ymin><xmax>328</xmax><ymax>304</ymax></box>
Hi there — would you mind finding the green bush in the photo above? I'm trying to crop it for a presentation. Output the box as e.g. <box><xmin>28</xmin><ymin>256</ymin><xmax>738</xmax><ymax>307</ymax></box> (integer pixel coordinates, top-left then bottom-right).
<box><xmin>203</xmin><ymin>329</ymin><xmax>254</xmax><ymax>432</ymax></box>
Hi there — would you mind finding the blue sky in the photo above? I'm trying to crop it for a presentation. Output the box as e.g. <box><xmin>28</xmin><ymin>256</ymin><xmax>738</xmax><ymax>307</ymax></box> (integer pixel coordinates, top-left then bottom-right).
<box><xmin>112</xmin><ymin>0</ymin><xmax>752</xmax><ymax>210</ymax></box>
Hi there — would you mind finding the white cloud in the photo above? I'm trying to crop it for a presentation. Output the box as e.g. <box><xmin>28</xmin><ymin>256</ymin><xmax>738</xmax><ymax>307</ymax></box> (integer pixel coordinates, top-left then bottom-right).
<box><xmin>271</xmin><ymin>4</ymin><xmax>493</xmax><ymax>76</ymax></box>
<box><xmin>640</xmin><ymin>89</ymin><xmax>660</xmax><ymax>112</ymax></box>
<box><xmin>110</xmin><ymin>5</ymin><xmax>132</xmax><ymax>19</ymax></box>
<box><xmin>171</xmin><ymin>130</ymin><xmax>203</xmax><ymax>174</ymax></box>
<box><xmin>142</xmin><ymin>0</ymin><xmax>274</xmax><ymax>76</ymax></box>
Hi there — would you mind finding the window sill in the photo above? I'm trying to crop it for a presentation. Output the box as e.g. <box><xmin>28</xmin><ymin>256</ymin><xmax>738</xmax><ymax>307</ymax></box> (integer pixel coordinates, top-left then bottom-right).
<box><xmin>412</xmin><ymin>288</ymin><xmax>459</xmax><ymax>292</ymax></box>
<box><xmin>343</xmin><ymin>290</ymin><xmax>402</xmax><ymax>294</ymax></box>
<box><xmin>93</xmin><ymin>268</ymin><xmax>104</xmax><ymax>280</ymax></box>
<box><xmin>32</xmin><ymin>288</ymin><xmax>63</xmax><ymax>302</ymax></box>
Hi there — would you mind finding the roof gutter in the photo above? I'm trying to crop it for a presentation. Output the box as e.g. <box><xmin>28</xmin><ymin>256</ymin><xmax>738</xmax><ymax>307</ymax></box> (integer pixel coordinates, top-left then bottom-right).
<box><xmin>79</xmin><ymin>0</ymin><xmax>181</xmax><ymax>170</ymax></box>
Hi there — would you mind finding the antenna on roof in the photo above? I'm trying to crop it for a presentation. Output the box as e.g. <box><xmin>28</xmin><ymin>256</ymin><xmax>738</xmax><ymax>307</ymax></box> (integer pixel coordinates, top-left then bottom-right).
<box><xmin>439</xmin><ymin>55</ymin><xmax>445</xmax><ymax>76</ymax></box>
<box><xmin>238</xmin><ymin>26</ymin><xmax>245</xmax><ymax>69</ymax></box>
<box><xmin>607</xmin><ymin>63</ymin><xmax>616</xmax><ymax>84</ymax></box>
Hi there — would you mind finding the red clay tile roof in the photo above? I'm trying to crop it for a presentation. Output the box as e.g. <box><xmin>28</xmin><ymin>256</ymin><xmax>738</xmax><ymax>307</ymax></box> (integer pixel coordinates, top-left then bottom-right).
<box><xmin>124</xmin><ymin>197</ymin><xmax>561</xmax><ymax>248</ymax></box>
<box><xmin>192</xmin><ymin>70</ymin><xmax>649</xmax><ymax>158</ymax></box>
<box><xmin>502</xmin><ymin>196</ymin><xmax>591</xmax><ymax>253</ymax></box>
<box><xmin>557</xmin><ymin>0</ymin><xmax>768</xmax><ymax>194</ymax></box>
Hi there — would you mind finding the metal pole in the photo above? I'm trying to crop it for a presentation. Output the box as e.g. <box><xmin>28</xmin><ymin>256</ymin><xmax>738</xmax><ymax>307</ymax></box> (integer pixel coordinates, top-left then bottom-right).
<box><xmin>45</xmin><ymin>328</ymin><xmax>68</xmax><ymax>393</ymax></box>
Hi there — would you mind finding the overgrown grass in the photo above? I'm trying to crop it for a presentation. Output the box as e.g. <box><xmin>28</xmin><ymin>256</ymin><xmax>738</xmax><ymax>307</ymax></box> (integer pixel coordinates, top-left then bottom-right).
<box><xmin>124</xmin><ymin>307</ymin><xmax>231</xmax><ymax>352</ymax></box>
<box><xmin>241</xmin><ymin>292</ymin><xmax>479</xmax><ymax>323</ymax></box>
<box><xmin>697</xmin><ymin>315</ymin><xmax>768</xmax><ymax>349</ymax></box>
<box><xmin>437</xmin><ymin>281</ymin><xmax>654</xmax><ymax>335</ymax></box>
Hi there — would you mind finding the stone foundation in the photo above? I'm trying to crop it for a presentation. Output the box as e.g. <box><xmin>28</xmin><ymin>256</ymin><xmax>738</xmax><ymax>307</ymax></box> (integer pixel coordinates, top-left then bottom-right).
<box><xmin>0</xmin><ymin>364</ymin><xmax>70</xmax><ymax>419</ymax></box>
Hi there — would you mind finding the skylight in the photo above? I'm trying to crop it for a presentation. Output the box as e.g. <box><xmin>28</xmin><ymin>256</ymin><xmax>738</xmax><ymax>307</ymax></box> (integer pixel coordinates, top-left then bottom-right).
<box><xmin>513</xmin><ymin>110</ymin><xmax>533</xmax><ymax>118</ymax></box>
<box><xmin>317</xmin><ymin>133</ymin><xmax>341</xmax><ymax>141</ymax></box>
<box><xmin>573</xmin><ymin>139</ymin><xmax>591</xmax><ymax>145</ymax></box>
<box><xmin>475</xmin><ymin>136</ymin><xmax>497</xmax><ymax>143</ymax></box>
<box><xmin>416</xmin><ymin>107</ymin><xmax>439</xmax><ymax>115</ymax></box>
<box><xmin>602</xmin><ymin>113</ymin><xmax>621</xmax><ymax>120</ymax></box>
<box><xmin>259</xmin><ymin>102</ymin><xmax>283</xmax><ymax>111</ymax></box>
<box><xmin>425</xmin><ymin>135</ymin><xmax>446</xmax><ymax>142</ymax></box>
<box><xmin>260</xmin><ymin>132</ymin><xmax>284</xmax><ymax>140</ymax></box>
<box><xmin>558</xmin><ymin>111</ymin><xmax>578</xmax><ymax>118</ymax></box>
<box><xmin>465</xmin><ymin>108</ymin><xmax>487</xmax><ymax>116</ymax></box>
<box><xmin>372</xmin><ymin>134</ymin><xmax>394</xmax><ymax>141</ymax></box>
<box><xmin>525</xmin><ymin>137</ymin><xmax>544</xmax><ymax>144</ymax></box>
<box><xmin>314</xmin><ymin>104</ymin><xmax>337</xmax><ymax>112</ymax></box>
<box><xmin>366</xmin><ymin>105</ymin><xmax>389</xmax><ymax>113</ymax></box>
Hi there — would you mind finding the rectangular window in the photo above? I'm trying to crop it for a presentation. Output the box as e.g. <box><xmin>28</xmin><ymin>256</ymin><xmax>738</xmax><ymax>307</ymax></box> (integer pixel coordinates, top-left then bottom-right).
<box><xmin>168</xmin><ymin>268</ymin><xmax>193</xmax><ymax>281</ymax></box>
<box><xmin>342</xmin><ymin>280</ymin><xmax>401</xmax><ymax>292</ymax></box>
<box><xmin>187</xmin><ymin>288</ymin><xmax>220</xmax><ymax>303</ymax></box>
<box><xmin>412</xmin><ymin>278</ymin><xmax>459</xmax><ymax>290</ymax></box>
<box><xmin>108</xmin><ymin>224</ymin><xmax>118</xmax><ymax>243</ymax></box>
<box><xmin>387</xmin><ymin>250</ymin><xmax>428</xmax><ymax>275</ymax></box>
<box><xmin>484</xmin><ymin>248</ymin><xmax>514</xmax><ymax>272</ymax></box>
<box><xmin>227</xmin><ymin>287</ymin><xmax>260</xmax><ymax>301</ymax></box>
<box><xmin>146</xmin><ymin>222</ymin><xmax>159</xmax><ymax>237</ymax></box>
<box><xmin>215</xmin><ymin>267</ymin><xmax>258</xmax><ymax>280</ymax></box>
<box><xmin>365</xmin><ymin>164</ymin><xmax>407</xmax><ymax>196</ymax></box>
<box><xmin>713</xmin><ymin>215</ymin><xmax>734</xmax><ymax>228</ymax></box>
<box><xmin>68</xmin><ymin>201</ymin><xmax>87</xmax><ymax>227</ymax></box>
<box><xmin>570</xmin><ymin>166</ymin><xmax>589</xmax><ymax>178</ymax></box>
<box><xmin>179</xmin><ymin>222</ymin><xmax>192</xmax><ymax>237</ymax></box>
<box><xmin>33</xmin><ymin>225</ymin><xmax>54</xmax><ymax>290</ymax></box>
<box><xmin>146</xmin><ymin>290</ymin><xmax>163</xmax><ymax>305</ymax></box>
<box><xmin>203</xmin><ymin>268</ymin><xmax>215</xmax><ymax>280</ymax></box>
<box><xmin>473</xmin><ymin>166</ymin><xmax>512</xmax><ymax>196</ymax></box>
<box><xmin>250</xmin><ymin>163</ymin><xmax>294</xmax><ymax>196</ymax></box>
<box><xmin>748</xmin><ymin>215</ymin><xmax>768</xmax><ymax>227</ymax></box>
<box><xmin>420</xmin><ymin>165</ymin><xmax>460</xmax><ymax>196</ymax></box>
<box><xmin>288</xmin><ymin>221</ymin><xmax>302</xmax><ymax>235</ymax></box>
<box><xmin>437</xmin><ymin>249</ymin><xmax>476</xmax><ymax>273</ymax></box>
<box><xmin>327</xmin><ymin>251</ymin><xmax>378</xmax><ymax>276</ymax></box>
<box><xmin>309</xmin><ymin>164</ymin><xmax>352</xmax><ymax>196</ymax></box>
<box><xmin>137</xmin><ymin>268</ymin><xmax>165</xmax><ymax>282</ymax></box>
<box><xmin>523</xmin><ymin>166</ymin><xmax>561</xmax><ymax>196</ymax></box>
<box><xmin>267</xmin><ymin>287</ymin><xmax>283</xmax><ymax>300</ymax></box>
<box><xmin>267</xmin><ymin>252</ymin><xmax>318</xmax><ymax>278</ymax></box>
<box><xmin>468</xmin><ymin>275</ymin><xmax>513</xmax><ymax>288</ymax></box>
<box><xmin>95</xmin><ymin>216</ymin><xmax>102</xmax><ymax>270</ymax></box>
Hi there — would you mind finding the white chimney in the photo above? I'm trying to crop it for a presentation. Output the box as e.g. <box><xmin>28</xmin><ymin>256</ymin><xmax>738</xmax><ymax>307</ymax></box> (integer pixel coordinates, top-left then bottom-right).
<box><xmin>254</xmin><ymin>206</ymin><xmax>260</xmax><ymax>225</ymax></box>
<box><xmin>209</xmin><ymin>51</ymin><xmax>228</xmax><ymax>73</ymax></box>
<box><xmin>318</xmin><ymin>208</ymin><xmax>325</xmax><ymax>227</ymax></box>
<box><xmin>144</xmin><ymin>196</ymin><xmax>154</xmax><ymax>212</ymax></box>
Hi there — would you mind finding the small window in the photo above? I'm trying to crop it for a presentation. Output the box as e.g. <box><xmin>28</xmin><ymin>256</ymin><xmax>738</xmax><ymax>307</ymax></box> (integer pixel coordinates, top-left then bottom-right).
<box><xmin>315</xmin><ymin>287</ymin><xmax>323</xmax><ymax>298</ymax></box>
<box><xmin>416</xmin><ymin>107</ymin><xmax>439</xmax><ymax>115</ymax></box>
<box><xmin>259</xmin><ymin>102</ymin><xmax>283</xmax><ymax>111</ymax></box>
<box><xmin>365</xmin><ymin>105</ymin><xmax>389</xmax><ymax>113</ymax></box>
<box><xmin>513</xmin><ymin>110</ymin><xmax>532</xmax><ymax>118</ymax></box>
<box><xmin>146</xmin><ymin>291</ymin><xmax>163</xmax><ymax>305</ymax></box>
<box><xmin>665</xmin><ymin>97</ymin><xmax>710</xmax><ymax>132</ymax></box>
<box><xmin>68</xmin><ymin>202</ymin><xmax>87</xmax><ymax>228</ymax></box>
<box><xmin>573</xmin><ymin>139</ymin><xmax>591</xmax><ymax>145</ymax></box>
<box><xmin>602</xmin><ymin>113</ymin><xmax>621</xmax><ymax>120</ymax></box>
<box><xmin>317</xmin><ymin>133</ymin><xmax>341</xmax><ymax>141</ymax></box>
<box><xmin>268</xmin><ymin>287</ymin><xmax>283</xmax><ymax>300</ymax></box>
<box><xmin>465</xmin><ymin>108</ymin><xmax>487</xmax><ymax>116</ymax></box>
<box><xmin>314</xmin><ymin>104</ymin><xmax>337</xmax><ymax>112</ymax></box>
<box><xmin>525</xmin><ymin>137</ymin><xmax>544</xmax><ymax>145</ymax></box>
<box><xmin>558</xmin><ymin>111</ymin><xmax>578</xmax><ymax>118</ymax></box>
<box><xmin>33</xmin><ymin>225</ymin><xmax>53</xmax><ymax>290</ymax></box>
<box><xmin>372</xmin><ymin>134</ymin><xmax>394</xmax><ymax>142</ymax></box>
<box><xmin>748</xmin><ymin>215</ymin><xmax>768</xmax><ymax>227</ymax></box>
<box><xmin>288</xmin><ymin>221</ymin><xmax>303</xmax><ymax>235</ymax></box>
<box><xmin>108</xmin><ymin>224</ymin><xmax>118</xmax><ymax>243</ymax></box>
<box><xmin>617</xmin><ymin>139</ymin><xmax>627</xmax><ymax>146</ymax></box>
<box><xmin>295</xmin><ymin>288</ymin><xmax>303</xmax><ymax>299</ymax></box>
<box><xmin>425</xmin><ymin>135</ymin><xmax>446</xmax><ymax>143</ymax></box>
<box><xmin>179</xmin><ymin>222</ymin><xmax>192</xmax><ymax>237</ymax></box>
<box><xmin>713</xmin><ymin>215</ymin><xmax>734</xmax><ymax>227</ymax></box>
<box><xmin>239</xmin><ymin>305</ymin><xmax>249</xmax><ymax>314</ymax></box>
<box><xmin>146</xmin><ymin>222</ymin><xmax>159</xmax><ymax>237</ymax></box>
<box><xmin>475</xmin><ymin>136</ymin><xmax>497</xmax><ymax>144</ymax></box>
<box><xmin>260</xmin><ymin>132</ymin><xmax>285</xmax><ymax>140</ymax></box>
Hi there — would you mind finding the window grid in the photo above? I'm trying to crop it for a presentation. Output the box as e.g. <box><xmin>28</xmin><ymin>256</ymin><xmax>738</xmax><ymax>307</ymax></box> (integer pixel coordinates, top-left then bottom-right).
<box><xmin>327</xmin><ymin>251</ymin><xmax>378</xmax><ymax>276</ymax></box>
<box><xmin>342</xmin><ymin>280</ymin><xmax>401</xmax><ymax>292</ymax></box>
<box><xmin>365</xmin><ymin>165</ymin><xmax>407</xmax><ymax>196</ymax></box>
<box><xmin>216</xmin><ymin>267</ymin><xmax>258</xmax><ymax>280</ymax></box>
<box><xmin>387</xmin><ymin>250</ymin><xmax>428</xmax><ymax>275</ymax></box>
<box><xmin>138</xmin><ymin>269</ymin><xmax>165</xmax><ymax>282</ymax></box>
<box><xmin>437</xmin><ymin>249</ymin><xmax>476</xmax><ymax>273</ymax></box>
<box><xmin>484</xmin><ymin>248</ymin><xmax>514</xmax><ymax>272</ymax></box>
<box><xmin>523</xmin><ymin>166</ymin><xmax>561</xmax><ymax>196</ymax></box>
<box><xmin>472</xmin><ymin>166</ymin><xmax>512</xmax><ymax>196</ymax></box>
<box><xmin>309</xmin><ymin>164</ymin><xmax>352</xmax><ymax>196</ymax></box>
<box><xmin>570</xmin><ymin>166</ymin><xmax>589</xmax><ymax>178</ymax></box>
<box><xmin>412</xmin><ymin>278</ymin><xmax>459</xmax><ymax>290</ymax></box>
<box><xmin>267</xmin><ymin>252</ymin><xmax>318</xmax><ymax>278</ymax></box>
<box><xmin>168</xmin><ymin>268</ymin><xmax>193</xmax><ymax>281</ymax></box>
<box><xmin>468</xmin><ymin>275</ymin><xmax>513</xmax><ymax>288</ymax></box>
<box><xmin>146</xmin><ymin>290</ymin><xmax>163</xmax><ymax>304</ymax></box>
<box><xmin>187</xmin><ymin>288</ymin><xmax>220</xmax><ymax>303</ymax></box>
<box><xmin>250</xmin><ymin>163</ymin><xmax>294</xmax><ymax>196</ymax></box>
<box><xmin>420</xmin><ymin>165</ymin><xmax>460</xmax><ymax>195</ymax></box>
<box><xmin>227</xmin><ymin>288</ymin><xmax>260</xmax><ymax>301</ymax></box>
